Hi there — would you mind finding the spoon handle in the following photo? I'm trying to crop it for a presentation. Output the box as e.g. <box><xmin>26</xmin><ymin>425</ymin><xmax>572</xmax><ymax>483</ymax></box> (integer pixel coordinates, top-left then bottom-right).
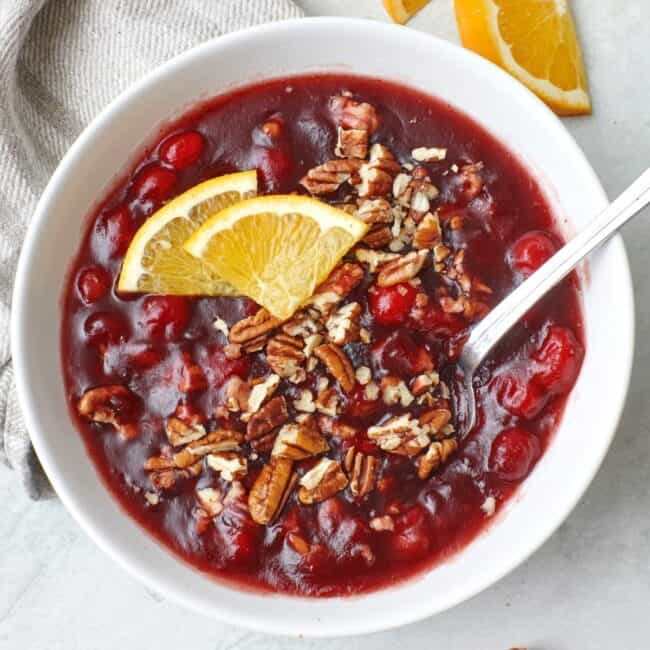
<box><xmin>462</xmin><ymin>167</ymin><xmax>650</xmax><ymax>371</ymax></box>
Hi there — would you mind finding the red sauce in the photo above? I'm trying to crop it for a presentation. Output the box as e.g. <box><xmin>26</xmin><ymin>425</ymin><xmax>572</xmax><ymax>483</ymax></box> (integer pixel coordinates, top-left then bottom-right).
<box><xmin>61</xmin><ymin>74</ymin><xmax>584</xmax><ymax>596</ymax></box>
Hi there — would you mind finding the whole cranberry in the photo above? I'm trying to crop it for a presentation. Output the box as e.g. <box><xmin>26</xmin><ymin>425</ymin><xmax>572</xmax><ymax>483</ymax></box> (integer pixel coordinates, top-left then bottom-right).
<box><xmin>159</xmin><ymin>131</ymin><xmax>204</xmax><ymax>170</ymax></box>
<box><xmin>254</xmin><ymin>146</ymin><xmax>292</xmax><ymax>193</ymax></box>
<box><xmin>139</xmin><ymin>295</ymin><xmax>190</xmax><ymax>342</ymax></box>
<box><xmin>95</xmin><ymin>206</ymin><xmax>136</xmax><ymax>258</ymax></box>
<box><xmin>390</xmin><ymin>505</ymin><xmax>431</xmax><ymax>561</ymax></box>
<box><xmin>372</xmin><ymin>329</ymin><xmax>434</xmax><ymax>378</ymax></box>
<box><xmin>533</xmin><ymin>324</ymin><xmax>583</xmax><ymax>394</ymax></box>
<box><xmin>369</xmin><ymin>283</ymin><xmax>416</xmax><ymax>326</ymax></box>
<box><xmin>77</xmin><ymin>265</ymin><xmax>111</xmax><ymax>304</ymax></box>
<box><xmin>489</xmin><ymin>427</ymin><xmax>540</xmax><ymax>481</ymax></box>
<box><xmin>509</xmin><ymin>231</ymin><xmax>557</xmax><ymax>278</ymax></box>
<box><xmin>84</xmin><ymin>311</ymin><xmax>129</xmax><ymax>347</ymax></box>
<box><xmin>130</xmin><ymin>164</ymin><xmax>177</xmax><ymax>208</ymax></box>
<box><xmin>491</xmin><ymin>365</ymin><xmax>547</xmax><ymax>419</ymax></box>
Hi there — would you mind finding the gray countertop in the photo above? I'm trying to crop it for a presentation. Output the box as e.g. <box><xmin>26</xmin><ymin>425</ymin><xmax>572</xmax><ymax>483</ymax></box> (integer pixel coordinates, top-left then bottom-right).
<box><xmin>2</xmin><ymin>1</ymin><xmax>649</xmax><ymax>648</ymax></box>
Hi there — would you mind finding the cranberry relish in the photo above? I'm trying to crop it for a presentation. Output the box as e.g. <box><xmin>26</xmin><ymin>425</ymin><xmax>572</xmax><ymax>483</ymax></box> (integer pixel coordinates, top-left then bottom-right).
<box><xmin>62</xmin><ymin>74</ymin><xmax>584</xmax><ymax>596</ymax></box>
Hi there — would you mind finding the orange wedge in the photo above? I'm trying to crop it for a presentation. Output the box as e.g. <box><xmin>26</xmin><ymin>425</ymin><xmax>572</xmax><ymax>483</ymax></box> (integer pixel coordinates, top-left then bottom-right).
<box><xmin>383</xmin><ymin>0</ymin><xmax>431</xmax><ymax>25</ymax></box>
<box><xmin>455</xmin><ymin>0</ymin><xmax>591</xmax><ymax>116</ymax></box>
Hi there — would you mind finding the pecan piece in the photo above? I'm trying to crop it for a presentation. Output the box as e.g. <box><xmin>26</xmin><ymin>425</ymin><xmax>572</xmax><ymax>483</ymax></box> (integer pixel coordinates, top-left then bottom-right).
<box><xmin>144</xmin><ymin>454</ymin><xmax>175</xmax><ymax>471</ymax></box>
<box><xmin>367</xmin><ymin>414</ymin><xmax>430</xmax><ymax>457</ymax></box>
<box><xmin>173</xmin><ymin>429</ymin><xmax>242</xmax><ymax>468</ymax></box>
<box><xmin>248</xmin><ymin>457</ymin><xmax>297</xmax><ymax>525</ymax></box>
<box><xmin>77</xmin><ymin>385</ymin><xmax>139</xmax><ymax>439</ymax></box>
<box><xmin>419</xmin><ymin>406</ymin><xmax>452</xmax><ymax>437</ymax></box>
<box><xmin>247</xmin><ymin>374</ymin><xmax>280</xmax><ymax>413</ymax></box>
<box><xmin>282</xmin><ymin>311</ymin><xmax>321</xmax><ymax>338</ymax></box>
<box><xmin>165</xmin><ymin>417</ymin><xmax>206</xmax><ymax>447</ymax></box>
<box><xmin>459</xmin><ymin>162</ymin><xmax>484</xmax><ymax>201</ymax></box>
<box><xmin>362</xmin><ymin>225</ymin><xmax>392</xmax><ymax>248</ymax></box>
<box><xmin>315</xmin><ymin>387</ymin><xmax>340</xmax><ymax>416</ymax></box>
<box><xmin>380</xmin><ymin>376</ymin><xmax>415</xmax><ymax>407</ymax></box>
<box><xmin>225</xmin><ymin>376</ymin><xmax>250</xmax><ymax>412</ymax></box>
<box><xmin>354</xmin><ymin>247</ymin><xmax>400</xmax><ymax>272</ymax></box>
<box><xmin>299</xmin><ymin>158</ymin><xmax>363</xmax><ymax>195</ymax></box>
<box><xmin>298</xmin><ymin>458</ymin><xmax>349</xmax><ymax>504</ymax></box>
<box><xmin>377</xmin><ymin>249</ymin><xmax>429</xmax><ymax>287</ymax></box>
<box><xmin>357</xmin><ymin>144</ymin><xmax>401</xmax><ymax>199</ymax></box>
<box><xmin>206</xmin><ymin>452</ymin><xmax>248</xmax><ymax>481</ymax></box>
<box><xmin>150</xmin><ymin>460</ymin><xmax>201</xmax><ymax>492</ymax></box>
<box><xmin>309</xmin><ymin>262</ymin><xmax>364</xmax><ymax>314</ymax></box>
<box><xmin>272</xmin><ymin>423</ymin><xmax>329</xmax><ymax>460</ymax></box>
<box><xmin>369</xmin><ymin>515</ymin><xmax>395</xmax><ymax>531</ymax></box>
<box><xmin>335</xmin><ymin>126</ymin><xmax>368</xmax><ymax>159</ymax></box>
<box><xmin>325</xmin><ymin>301</ymin><xmax>361</xmax><ymax>345</ymax></box>
<box><xmin>356</xmin><ymin>198</ymin><xmax>393</xmax><ymax>224</ymax></box>
<box><xmin>417</xmin><ymin>438</ymin><xmax>458</xmax><ymax>479</ymax></box>
<box><xmin>411</xmin><ymin>146</ymin><xmax>447</xmax><ymax>162</ymax></box>
<box><xmin>413</xmin><ymin>212</ymin><xmax>442</xmax><ymax>250</ymax></box>
<box><xmin>313</xmin><ymin>343</ymin><xmax>356</xmax><ymax>394</ymax></box>
<box><xmin>245</xmin><ymin>396</ymin><xmax>288</xmax><ymax>441</ymax></box>
<box><xmin>196</xmin><ymin>486</ymin><xmax>224</xmax><ymax>517</ymax></box>
<box><xmin>230</xmin><ymin>308</ymin><xmax>283</xmax><ymax>347</ymax></box>
<box><xmin>330</xmin><ymin>95</ymin><xmax>380</xmax><ymax>134</ymax></box>
<box><xmin>266</xmin><ymin>333</ymin><xmax>304</xmax><ymax>378</ymax></box>
<box><xmin>343</xmin><ymin>447</ymin><xmax>379</xmax><ymax>498</ymax></box>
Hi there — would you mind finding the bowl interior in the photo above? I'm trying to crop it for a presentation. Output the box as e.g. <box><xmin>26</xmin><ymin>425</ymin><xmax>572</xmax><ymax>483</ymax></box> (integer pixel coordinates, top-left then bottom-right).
<box><xmin>11</xmin><ymin>18</ymin><xmax>633</xmax><ymax>637</ymax></box>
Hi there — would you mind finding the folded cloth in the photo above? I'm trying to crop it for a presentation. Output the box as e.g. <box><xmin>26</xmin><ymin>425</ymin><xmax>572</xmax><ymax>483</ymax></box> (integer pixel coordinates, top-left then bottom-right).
<box><xmin>0</xmin><ymin>0</ymin><xmax>303</xmax><ymax>499</ymax></box>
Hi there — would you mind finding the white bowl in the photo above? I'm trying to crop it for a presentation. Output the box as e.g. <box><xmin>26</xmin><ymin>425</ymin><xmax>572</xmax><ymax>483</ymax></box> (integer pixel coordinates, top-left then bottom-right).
<box><xmin>11</xmin><ymin>17</ymin><xmax>634</xmax><ymax>637</ymax></box>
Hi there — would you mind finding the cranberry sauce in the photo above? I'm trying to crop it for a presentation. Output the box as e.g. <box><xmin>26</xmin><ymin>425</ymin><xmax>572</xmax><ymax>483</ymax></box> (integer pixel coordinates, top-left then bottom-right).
<box><xmin>61</xmin><ymin>74</ymin><xmax>584</xmax><ymax>596</ymax></box>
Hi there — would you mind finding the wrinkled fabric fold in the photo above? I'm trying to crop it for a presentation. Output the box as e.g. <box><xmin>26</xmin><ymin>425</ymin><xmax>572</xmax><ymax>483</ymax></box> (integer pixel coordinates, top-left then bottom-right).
<box><xmin>0</xmin><ymin>0</ymin><xmax>302</xmax><ymax>499</ymax></box>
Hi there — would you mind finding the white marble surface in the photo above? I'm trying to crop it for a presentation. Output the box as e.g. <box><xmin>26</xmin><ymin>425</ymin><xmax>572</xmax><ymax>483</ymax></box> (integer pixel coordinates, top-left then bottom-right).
<box><xmin>2</xmin><ymin>1</ymin><xmax>649</xmax><ymax>648</ymax></box>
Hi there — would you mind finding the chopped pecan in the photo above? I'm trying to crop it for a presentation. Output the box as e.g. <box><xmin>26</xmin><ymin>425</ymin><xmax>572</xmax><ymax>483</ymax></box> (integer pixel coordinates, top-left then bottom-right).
<box><xmin>330</xmin><ymin>95</ymin><xmax>380</xmax><ymax>134</ymax></box>
<box><xmin>356</xmin><ymin>198</ymin><xmax>393</xmax><ymax>224</ymax></box>
<box><xmin>144</xmin><ymin>454</ymin><xmax>175</xmax><ymax>471</ymax></box>
<box><xmin>249</xmin><ymin>431</ymin><xmax>278</xmax><ymax>453</ymax></box>
<box><xmin>282</xmin><ymin>311</ymin><xmax>321</xmax><ymax>338</ymax></box>
<box><xmin>303</xmin><ymin>333</ymin><xmax>323</xmax><ymax>359</ymax></box>
<box><xmin>354</xmin><ymin>247</ymin><xmax>400</xmax><ymax>272</ymax></box>
<box><xmin>355</xmin><ymin>366</ymin><xmax>371</xmax><ymax>385</ymax></box>
<box><xmin>459</xmin><ymin>162</ymin><xmax>484</xmax><ymax>200</ymax></box>
<box><xmin>248</xmin><ymin>457</ymin><xmax>297</xmax><ymax>525</ymax></box>
<box><xmin>335</xmin><ymin>126</ymin><xmax>368</xmax><ymax>159</ymax></box>
<box><xmin>380</xmin><ymin>376</ymin><xmax>415</xmax><ymax>407</ymax></box>
<box><xmin>419</xmin><ymin>406</ymin><xmax>452</xmax><ymax>437</ymax></box>
<box><xmin>309</xmin><ymin>262</ymin><xmax>364</xmax><ymax>314</ymax></box>
<box><xmin>173</xmin><ymin>429</ymin><xmax>242</xmax><ymax>468</ymax></box>
<box><xmin>325</xmin><ymin>301</ymin><xmax>361</xmax><ymax>345</ymax></box>
<box><xmin>247</xmin><ymin>374</ymin><xmax>280</xmax><ymax>413</ymax></box>
<box><xmin>343</xmin><ymin>447</ymin><xmax>379</xmax><ymax>498</ymax></box>
<box><xmin>313</xmin><ymin>343</ymin><xmax>356</xmax><ymax>394</ymax></box>
<box><xmin>413</xmin><ymin>212</ymin><xmax>442</xmax><ymax>250</ymax></box>
<box><xmin>225</xmin><ymin>376</ymin><xmax>250</xmax><ymax>412</ymax></box>
<box><xmin>362</xmin><ymin>225</ymin><xmax>392</xmax><ymax>248</ymax></box>
<box><xmin>410</xmin><ymin>372</ymin><xmax>439</xmax><ymax>396</ymax></box>
<box><xmin>314</xmin><ymin>387</ymin><xmax>340</xmax><ymax>416</ymax></box>
<box><xmin>367</xmin><ymin>414</ymin><xmax>430</xmax><ymax>457</ymax></box>
<box><xmin>245</xmin><ymin>396</ymin><xmax>288</xmax><ymax>441</ymax></box>
<box><xmin>206</xmin><ymin>452</ymin><xmax>248</xmax><ymax>481</ymax></box>
<box><xmin>411</xmin><ymin>146</ymin><xmax>447</xmax><ymax>162</ymax></box>
<box><xmin>266</xmin><ymin>333</ymin><xmax>304</xmax><ymax>378</ymax></box>
<box><xmin>417</xmin><ymin>438</ymin><xmax>458</xmax><ymax>479</ymax></box>
<box><xmin>77</xmin><ymin>385</ymin><xmax>139</xmax><ymax>439</ymax></box>
<box><xmin>196</xmin><ymin>486</ymin><xmax>224</xmax><ymax>517</ymax></box>
<box><xmin>357</xmin><ymin>144</ymin><xmax>401</xmax><ymax>198</ymax></box>
<box><xmin>369</xmin><ymin>515</ymin><xmax>395</xmax><ymax>532</ymax></box>
<box><xmin>272</xmin><ymin>423</ymin><xmax>329</xmax><ymax>460</ymax></box>
<box><xmin>299</xmin><ymin>158</ymin><xmax>363</xmax><ymax>195</ymax></box>
<box><xmin>287</xmin><ymin>532</ymin><xmax>310</xmax><ymax>555</ymax></box>
<box><xmin>298</xmin><ymin>458</ymin><xmax>349</xmax><ymax>504</ymax></box>
<box><xmin>293</xmin><ymin>389</ymin><xmax>316</xmax><ymax>413</ymax></box>
<box><xmin>376</xmin><ymin>249</ymin><xmax>429</xmax><ymax>287</ymax></box>
<box><xmin>230</xmin><ymin>308</ymin><xmax>283</xmax><ymax>347</ymax></box>
<box><xmin>165</xmin><ymin>417</ymin><xmax>206</xmax><ymax>447</ymax></box>
<box><xmin>150</xmin><ymin>461</ymin><xmax>201</xmax><ymax>491</ymax></box>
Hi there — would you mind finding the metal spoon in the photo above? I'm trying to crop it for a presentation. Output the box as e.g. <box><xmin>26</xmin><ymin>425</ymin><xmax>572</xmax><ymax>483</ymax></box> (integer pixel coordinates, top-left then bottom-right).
<box><xmin>457</xmin><ymin>168</ymin><xmax>650</xmax><ymax>434</ymax></box>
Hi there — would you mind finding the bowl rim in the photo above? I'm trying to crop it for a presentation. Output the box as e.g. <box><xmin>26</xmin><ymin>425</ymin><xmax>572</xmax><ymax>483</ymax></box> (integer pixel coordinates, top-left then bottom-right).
<box><xmin>10</xmin><ymin>16</ymin><xmax>635</xmax><ymax>637</ymax></box>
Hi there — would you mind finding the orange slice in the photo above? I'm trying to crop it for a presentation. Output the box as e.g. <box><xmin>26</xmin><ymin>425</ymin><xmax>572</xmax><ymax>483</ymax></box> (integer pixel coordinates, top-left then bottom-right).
<box><xmin>455</xmin><ymin>0</ymin><xmax>591</xmax><ymax>116</ymax></box>
<box><xmin>383</xmin><ymin>0</ymin><xmax>431</xmax><ymax>25</ymax></box>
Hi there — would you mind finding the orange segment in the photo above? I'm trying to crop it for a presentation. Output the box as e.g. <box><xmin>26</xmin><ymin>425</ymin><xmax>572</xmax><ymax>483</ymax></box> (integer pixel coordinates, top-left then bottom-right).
<box><xmin>383</xmin><ymin>0</ymin><xmax>431</xmax><ymax>25</ymax></box>
<box><xmin>454</xmin><ymin>0</ymin><xmax>591</xmax><ymax>116</ymax></box>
